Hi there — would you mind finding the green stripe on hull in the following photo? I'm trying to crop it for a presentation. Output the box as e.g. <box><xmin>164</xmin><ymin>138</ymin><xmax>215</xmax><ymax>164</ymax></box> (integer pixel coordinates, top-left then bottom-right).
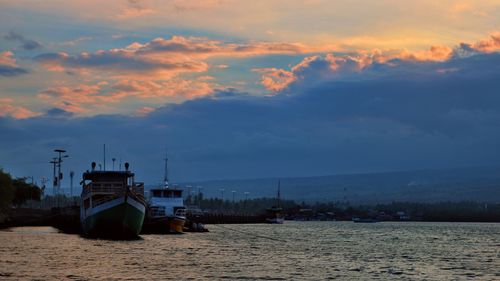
<box><xmin>83</xmin><ymin>201</ymin><xmax>145</xmax><ymax>238</ymax></box>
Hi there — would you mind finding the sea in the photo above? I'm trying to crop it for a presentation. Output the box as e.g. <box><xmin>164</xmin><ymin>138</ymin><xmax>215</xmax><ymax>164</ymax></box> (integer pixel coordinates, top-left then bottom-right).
<box><xmin>0</xmin><ymin>222</ymin><xmax>499</xmax><ymax>280</ymax></box>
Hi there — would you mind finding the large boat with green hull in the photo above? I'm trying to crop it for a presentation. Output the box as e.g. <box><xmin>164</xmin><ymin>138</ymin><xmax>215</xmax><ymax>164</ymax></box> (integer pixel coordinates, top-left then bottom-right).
<box><xmin>80</xmin><ymin>162</ymin><xmax>146</xmax><ymax>238</ymax></box>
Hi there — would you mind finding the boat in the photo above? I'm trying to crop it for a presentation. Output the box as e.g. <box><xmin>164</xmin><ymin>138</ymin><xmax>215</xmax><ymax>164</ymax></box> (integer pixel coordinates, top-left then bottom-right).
<box><xmin>80</xmin><ymin>162</ymin><xmax>147</xmax><ymax>238</ymax></box>
<box><xmin>143</xmin><ymin>153</ymin><xmax>187</xmax><ymax>234</ymax></box>
<box><xmin>266</xmin><ymin>180</ymin><xmax>285</xmax><ymax>224</ymax></box>
<box><xmin>352</xmin><ymin>217</ymin><xmax>379</xmax><ymax>223</ymax></box>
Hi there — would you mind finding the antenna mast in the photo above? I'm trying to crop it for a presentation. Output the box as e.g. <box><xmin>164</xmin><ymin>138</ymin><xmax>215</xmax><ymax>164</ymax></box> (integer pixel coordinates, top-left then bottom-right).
<box><xmin>103</xmin><ymin>144</ymin><xmax>106</xmax><ymax>171</ymax></box>
<box><xmin>277</xmin><ymin>179</ymin><xmax>281</xmax><ymax>207</ymax></box>
<box><xmin>164</xmin><ymin>151</ymin><xmax>169</xmax><ymax>188</ymax></box>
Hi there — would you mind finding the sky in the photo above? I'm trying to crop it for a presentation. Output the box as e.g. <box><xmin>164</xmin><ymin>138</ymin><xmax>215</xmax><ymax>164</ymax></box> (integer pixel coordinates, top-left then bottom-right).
<box><xmin>1</xmin><ymin>0</ymin><xmax>500</xmax><ymax>186</ymax></box>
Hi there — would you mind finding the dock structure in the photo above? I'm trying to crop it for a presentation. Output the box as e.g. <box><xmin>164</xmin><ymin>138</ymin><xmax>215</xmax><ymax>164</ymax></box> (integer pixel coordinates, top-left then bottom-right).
<box><xmin>0</xmin><ymin>207</ymin><xmax>267</xmax><ymax>234</ymax></box>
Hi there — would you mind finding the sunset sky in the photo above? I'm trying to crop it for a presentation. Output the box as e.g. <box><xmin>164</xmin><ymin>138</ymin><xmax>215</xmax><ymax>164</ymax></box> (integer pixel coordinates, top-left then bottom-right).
<box><xmin>1</xmin><ymin>1</ymin><xmax>500</xmax><ymax>185</ymax></box>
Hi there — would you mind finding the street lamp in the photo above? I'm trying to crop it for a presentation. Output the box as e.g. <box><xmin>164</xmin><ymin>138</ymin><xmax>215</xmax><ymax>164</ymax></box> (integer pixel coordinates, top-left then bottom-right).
<box><xmin>53</xmin><ymin>149</ymin><xmax>68</xmax><ymax>206</ymax></box>
<box><xmin>197</xmin><ymin>186</ymin><xmax>203</xmax><ymax>208</ymax></box>
<box><xmin>220</xmin><ymin>188</ymin><xmax>225</xmax><ymax>201</ymax></box>
<box><xmin>186</xmin><ymin>185</ymin><xmax>192</xmax><ymax>204</ymax></box>
<box><xmin>70</xmin><ymin>171</ymin><xmax>74</xmax><ymax>197</ymax></box>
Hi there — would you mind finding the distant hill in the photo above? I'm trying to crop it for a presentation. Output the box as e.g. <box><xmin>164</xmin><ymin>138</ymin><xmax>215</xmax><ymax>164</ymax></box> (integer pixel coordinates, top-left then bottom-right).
<box><xmin>180</xmin><ymin>167</ymin><xmax>500</xmax><ymax>204</ymax></box>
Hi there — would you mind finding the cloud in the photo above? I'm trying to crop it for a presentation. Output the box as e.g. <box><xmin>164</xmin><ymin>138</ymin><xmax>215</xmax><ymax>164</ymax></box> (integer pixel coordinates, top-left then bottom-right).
<box><xmin>110</xmin><ymin>78</ymin><xmax>215</xmax><ymax>99</ymax></box>
<box><xmin>0</xmin><ymin>51</ymin><xmax>28</xmax><ymax>77</ymax></box>
<box><xmin>44</xmin><ymin>108</ymin><xmax>75</xmax><ymax>118</ymax></box>
<box><xmin>36</xmin><ymin>83</ymin><xmax>152</xmax><ymax>114</ymax></box>
<box><xmin>36</xmin><ymin>78</ymin><xmax>217</xmax><ymax>114</ymax></box>
<box><xmin>60</xmin><ymin>36</ymin><xmax>93</xmax><ymax>46</ymax></box>
<box><xmin>129</xmin><ymin>36</ymin><xmax>318</xmax><ymax>59</ymax></box>
<box><xmin>3</xmin><ymin>48</ymin><xmax>500</xmax><ymax>181</ymax></box>
<box><xmin>34</xmin><ymin>36</ymin><xmax>326</xmax><ymax>78</ymax></box>
<box><xmin>252</xmin><ymin>68</ymin><xmax>296</xmax><ymax>92</ymax></box>
<box><xmin>0</xmin><ymin>98</ymin><xmax>39</xmax><ymax>119</ymax></box>
<box><xmin>115</xmin><ymin>0</ymin><xmax>155</xmax><ymax>19</ymax></box>
<box><xmin>34</xmin><ymin>49</ymin><xmax>209</xmax><ymax>79</ymax></box>
<box><xmin>256</xmin><ymin>33</ymin><xmax>499</xmax><ymax>92</ymax></box>
<box><xmin>466</xmin><ymin>32</ymin><xmax>500</xmax><ymax>53</ymax></box>
<box><xmin>4</xmin><ymin>31</ymin><xmax>42</xmax><ymax>50</ymax></box>
<box><xmin>135</xmin><ymin>106</ymin><xmax>155</xmax><ymax>116</ymax></box>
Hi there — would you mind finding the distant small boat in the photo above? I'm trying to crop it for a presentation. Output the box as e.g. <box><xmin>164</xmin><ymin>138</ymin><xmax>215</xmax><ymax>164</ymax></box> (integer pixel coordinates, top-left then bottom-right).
<box><xmin>80</xmin><ymin>162</ymin><xmax>147</xmax><ymax>238</ymax></box>
<box><xmin>266</xmin><ymin>180</ymin><xmax>284</xmax><ymax>224</ymax></box>
<box><xmin>352</xmin><ymin>217</ymin><xmax>379</xmax><ymax>223</ymax></box>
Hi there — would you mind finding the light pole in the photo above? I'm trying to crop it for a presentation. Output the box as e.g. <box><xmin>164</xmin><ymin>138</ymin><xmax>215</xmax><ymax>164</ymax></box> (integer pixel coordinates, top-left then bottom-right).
<box><xmin>112</xmin><ymin>158</ymin><xmax>116</xmax><ymax>171</ymax></box>
<box><xmin>70</xmin><ymin>171</ymin><xmax>74</xmax><ymax>197</ymax></box>
<box><xmin>50</xmin><ymin>158</ymin><xmax>57</xmax><ymax>196</ymax></box>
<box><xmin>220</xmin><ymin>188</ymin><xmax>225</xmax><ymax>201</ymax></box>
<box><xmin>54</xmin><ymin>149</ymin><xmax>68</xmax><ymax>206</ymax></box>
<box><xmin>186</xmin><ymin>185</ymin><xmax>192</xmax><ymax>204</ymax></box>
<box><xmin>244</xmin><ymin>192</ymin><xmax>249</xmax><ymax>210</ymax></box>
<box><xmin>197</xmin><ymin>186</ymin><xmax>203</xmax><ymax>209</ymax></box>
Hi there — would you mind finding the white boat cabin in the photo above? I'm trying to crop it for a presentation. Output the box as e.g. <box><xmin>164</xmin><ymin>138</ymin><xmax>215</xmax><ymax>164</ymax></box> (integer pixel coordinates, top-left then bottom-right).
<box><xmin>148</xmin><ymin>188</ymin><xmax>186</xmax><ymax>218</ymax></box>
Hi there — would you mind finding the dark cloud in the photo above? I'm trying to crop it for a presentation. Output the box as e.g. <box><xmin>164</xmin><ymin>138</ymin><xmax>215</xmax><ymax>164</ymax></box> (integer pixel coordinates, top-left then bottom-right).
<box><xmin>4</xmin><ymin>31</ymin><xmax>43</xmax><ymax>50</ymax></box>
<box><xmin>44</xmin><ymin>108</ymin><xmax>74</xmax><ymax>118</ymax></box>
<box><xmin>2</xmin><ymin>51</ymin><xmax>500</xmax><ymax>185</ymax></box>
<box><xmin>0</xmin><ymin>65</ymin><xmax>28</xmax><ymax>76</ymax></box>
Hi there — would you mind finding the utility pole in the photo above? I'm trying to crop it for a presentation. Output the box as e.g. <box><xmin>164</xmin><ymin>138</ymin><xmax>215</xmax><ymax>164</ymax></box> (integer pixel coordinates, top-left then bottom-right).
<box><xmin>41</xmin><ymin>177</ymin><xmax>47</xmax><ymax>197</ymax></box>
<box><xmin>244</xmin><ymin>191</ymin><xmax>249</xmax><ymax>210</ymax></box>
<box><xmin>197</xmin><ymin>186</ymin><xmax>203</xmax><ymax>209</ymax></box>
<box><xmin>50</xmin><ymin>158</ymin><xmax>57</xmax><ymax>196</ymax></box>
<box><xmin>164</xmin><ymin>152</ymin><xmax>169</xmax><ymax>188</ymax></box>
<box><xmin>103</xmin><ymin>144</ymin><xmax>106</xmax><ymax>171</ymax></box>
<box><xmin>186</xmin><ymin>185</ymin><xmax>192</xmax><ymax>204</ymax></box>
<box><xmin>54</xmin><ymin>149</ymin><xmax>68</xmax><ymax>205</ymax></box>
<box><xmin>70</xmin><ymin>171</ymin><xmax>74</xmax><ymax>197</ymax></box>
<box><xmin>112</xmin><ymin>158</ymin><xmax>116</xmax><ymax>171</ymax></box>
<box><xmin>220</xmin><ymin>188</ymin><xmax>225</xmax><ymax>201</ymax></box>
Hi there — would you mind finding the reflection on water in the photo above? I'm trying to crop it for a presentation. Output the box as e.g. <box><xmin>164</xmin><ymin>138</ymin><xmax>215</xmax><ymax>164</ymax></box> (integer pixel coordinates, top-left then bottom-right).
<box><xmin>0</xmin><ymin>222</ymin><xmax>499</xmax><ymax>280</ymax></box>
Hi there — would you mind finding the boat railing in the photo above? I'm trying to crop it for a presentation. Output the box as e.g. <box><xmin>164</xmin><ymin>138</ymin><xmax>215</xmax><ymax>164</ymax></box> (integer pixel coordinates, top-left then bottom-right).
<box><xmin>131</xmin><ymin>182</ymin><xmax>144</xmax><ymax>195</ymax></box>
<box><xmin>82</xmin><ymin>182</ymin><xmax>126</xmax><ymax>195</ymax></box>
<box><xmin>175</xmin><ymin>208</ymin><xmax>187</xmax><ymax>217</ymax></box>
<box><xmin>149</xmin><ymin>206</ymin><xmax>166</xmax><ymax>217</ymax></box>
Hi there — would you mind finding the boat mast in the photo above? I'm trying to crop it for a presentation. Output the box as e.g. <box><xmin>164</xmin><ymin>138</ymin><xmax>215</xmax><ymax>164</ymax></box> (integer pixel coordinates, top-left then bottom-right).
<box><xmin>163</xmin><ymin>151</ymin><xmax>169</xmax><ymax>189</ymax></box>
<box><xmin>277</xmin><ymin>179</ymin><xmax>281</xmax><ymax>208</ymax></box>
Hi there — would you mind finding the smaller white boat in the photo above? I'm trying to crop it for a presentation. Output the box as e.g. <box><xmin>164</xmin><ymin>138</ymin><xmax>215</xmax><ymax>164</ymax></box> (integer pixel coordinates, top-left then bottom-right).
<box><xmin>143</xmin><ymin>153</ymin><xmax>186</xmax><ymax>233</ymax></box>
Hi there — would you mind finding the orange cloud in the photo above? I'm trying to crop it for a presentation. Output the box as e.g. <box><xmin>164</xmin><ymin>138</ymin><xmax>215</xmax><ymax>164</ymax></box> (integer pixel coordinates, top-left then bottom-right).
<box><xmin>135</xmin><ymin>106</ymin><xmax>155</xmax><ymax>116</ymax></box>
<box><xmin>0</xmin><ymin>51</ymin><xmax>28</xmax><ymax>76</ymax></box>
<box><xmin>0</xmin><ymin>98</ymin><xmax>40</xmax><ymax>119</ymax></box>
<box><xmin>37</xmin><ymin>77</ymin><xmax>217</xmax><ymax>115</ymax></box>
<box><xmin>37</xmin><ymin>83</ymin><xmax>141</xmax><ymax>114</ymax></box>
<box><xmin>0</xmin><ymin>51</ymin><xmax>17</xmax><ymax>67</ymax></box>
<box><xmin>253</xmin><ymin>68</ymin><xmax>296</xmax><ymax>92</ymax></box>
<box><xmin>470</xmin><ymin>32</ymin><xmax>500</xmax><ymax>53</ymax></box>
<box><xmin>129</xmin><ymin>36</ymin><xmax>318</xmax><ymax>59</ymax></box>
<box><xmin>35</xmin><ymin>48</ymin><xmax>209</xmax><ymax>79</ymax></box>
<box><xmin>111</xmin><ymin>78</ymin><xmax>215</xmax><ymax>99</ymax></box>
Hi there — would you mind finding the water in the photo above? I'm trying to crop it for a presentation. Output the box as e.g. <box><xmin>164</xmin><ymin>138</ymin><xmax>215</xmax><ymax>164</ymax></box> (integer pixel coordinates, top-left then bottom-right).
<box><xmin>0</xmin><ymin>222</ymin><xmax>499</xmax><ymax>280</ymax></box>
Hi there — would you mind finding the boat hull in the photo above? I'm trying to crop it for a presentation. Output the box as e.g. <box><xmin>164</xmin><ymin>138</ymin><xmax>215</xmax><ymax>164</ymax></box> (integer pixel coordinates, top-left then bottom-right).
<box><xmin>142</xmin><ymin>215</ymin><xmax>186</xmax><ymax>234</ymax></box>
<box><xmin>81</xmin><ymin>197</ymin><xmax>145</xmax><ymax>239</ymax></box>
<box><xmin>266</xmin><ymin>217</ymin><xmax>284</xmax><ymax>224</ymax></box>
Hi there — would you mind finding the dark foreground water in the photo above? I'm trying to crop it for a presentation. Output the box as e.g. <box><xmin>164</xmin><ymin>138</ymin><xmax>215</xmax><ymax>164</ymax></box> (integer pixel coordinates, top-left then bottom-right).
<box><xmin>0</xmin><ymin>222</ymin><xmax>499</xmax><ymax>280</ymax></box>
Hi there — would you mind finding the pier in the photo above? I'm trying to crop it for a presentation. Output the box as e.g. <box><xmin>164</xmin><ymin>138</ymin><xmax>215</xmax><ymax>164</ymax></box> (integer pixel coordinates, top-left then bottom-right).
<box><xmin>0</xmin><ymin>207</ymin><xmax>267</xmax><ymax>234</ymax></box>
